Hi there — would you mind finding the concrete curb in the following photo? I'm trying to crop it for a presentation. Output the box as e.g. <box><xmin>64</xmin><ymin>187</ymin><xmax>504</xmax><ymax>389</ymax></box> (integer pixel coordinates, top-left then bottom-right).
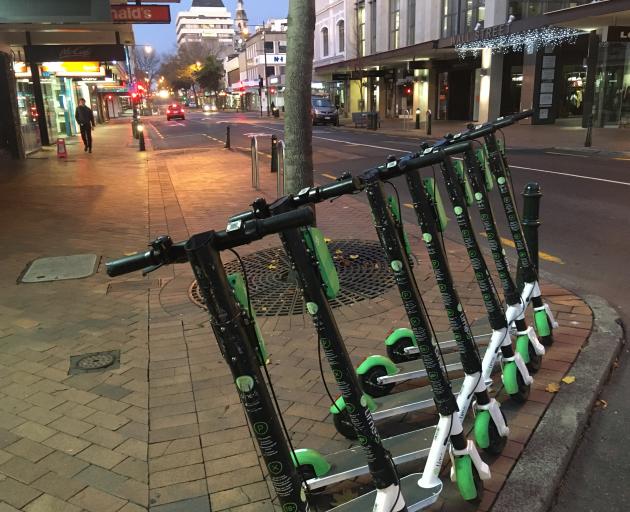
<box><xmin>492</xmin><ymin>295</ymin><xmax>625</xmax><ymax>512</ymax></box>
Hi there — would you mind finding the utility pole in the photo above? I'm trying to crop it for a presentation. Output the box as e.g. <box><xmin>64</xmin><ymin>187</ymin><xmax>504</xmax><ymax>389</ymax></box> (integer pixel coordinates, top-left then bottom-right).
<box><xmin>263</xmin><ymin>28</ymin><xmax>270</xmax><ymax>116</ymax></box>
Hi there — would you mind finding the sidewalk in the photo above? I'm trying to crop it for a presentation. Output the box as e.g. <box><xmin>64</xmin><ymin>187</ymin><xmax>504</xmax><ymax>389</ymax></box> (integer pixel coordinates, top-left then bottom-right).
<box><xmin>0</xmin><ymin>121</ymin><xmax>602</xmax><ymax>512</ymax></box>
<box><xmin>335</xmin><ymin>116</ymin><xmax>630</xmax><ymax>155</ymax></box>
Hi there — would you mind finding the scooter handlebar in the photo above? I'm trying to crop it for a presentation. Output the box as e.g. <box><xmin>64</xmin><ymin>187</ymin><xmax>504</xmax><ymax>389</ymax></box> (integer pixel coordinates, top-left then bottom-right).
<box><xmin>106</xmin><ymin>251</ymin><xmax>156</xmax><ymax>277</ymax></box>
<box><xmin>495</xmin><ymin>109</ymin><xmax>533</xmax><ymax>129</ymax></box>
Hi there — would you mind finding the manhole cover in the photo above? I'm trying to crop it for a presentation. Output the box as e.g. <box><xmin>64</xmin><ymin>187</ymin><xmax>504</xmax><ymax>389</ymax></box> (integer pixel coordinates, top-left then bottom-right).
<box><xmin>189</xmin><ymin>239</ymin><xmax>397</xmax><ymax>316</ymax></box>
<box><xmin>69</xmin><ymin>350</ymin><xmax>120</xmax><ymax>375</ymax></box>
<box><xmin>20</xmin><ymin>254</ymin><xmax>98</xmax><ymax>283</ymax></box>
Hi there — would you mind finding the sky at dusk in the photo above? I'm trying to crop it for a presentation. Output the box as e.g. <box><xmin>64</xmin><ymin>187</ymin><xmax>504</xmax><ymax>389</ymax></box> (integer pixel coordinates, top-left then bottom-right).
<box><xmin>133</xmin><ymin>0</ymin><xmax>289</xmax><ymax>55</ymax></box>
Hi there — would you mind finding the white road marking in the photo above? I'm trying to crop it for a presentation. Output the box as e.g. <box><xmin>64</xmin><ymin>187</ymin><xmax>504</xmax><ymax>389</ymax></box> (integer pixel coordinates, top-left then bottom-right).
<box><xmin>511</xmin><ymin>165</ymin><xmax>630</xmax><ymax>187</ymax></box>
<box><xmin>545</xmin><ymin>151</ymin><xmax>589</xmax><ymax>158</ymax></box>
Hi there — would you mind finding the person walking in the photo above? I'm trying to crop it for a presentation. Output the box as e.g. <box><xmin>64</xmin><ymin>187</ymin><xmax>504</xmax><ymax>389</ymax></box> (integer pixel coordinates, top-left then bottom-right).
<box><xmin>75</xmin><ymin>98</ymin><xmax>95</xmax><ymax>153</ymax></box>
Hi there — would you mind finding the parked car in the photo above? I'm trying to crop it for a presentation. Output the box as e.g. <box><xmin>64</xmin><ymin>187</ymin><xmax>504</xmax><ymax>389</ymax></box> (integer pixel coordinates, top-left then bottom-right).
<box><xmin>312</xmin><ymin>97</ymin><xmax>338</xmax><ymax>125</ymax></box>
<box><xmin>166</xmin><ymin>104</ymin><xmax>185</xmax><ymax>121</ymax></box>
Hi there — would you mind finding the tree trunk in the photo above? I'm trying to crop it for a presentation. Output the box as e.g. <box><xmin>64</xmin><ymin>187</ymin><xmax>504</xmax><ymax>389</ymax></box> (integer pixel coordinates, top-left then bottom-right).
<box><xmin>284</xmin><ymin>0</ymin><xmax>315</xmax><ymax>196</ymax></box>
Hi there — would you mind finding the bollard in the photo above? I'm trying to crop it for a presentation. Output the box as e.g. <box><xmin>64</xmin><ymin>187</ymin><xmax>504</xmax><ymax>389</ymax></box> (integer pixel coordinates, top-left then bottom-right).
<box><xmin>132</xmin><ymin>119</ymin><xmax>138</xmax><ymax>139</ymax></box>
<box><xmin>517</xmin><ymin>182</ymin><xmax>542</xmax><ymax>290</ymax></box>
<box><xmin>584</xmin><ymin>113</ymin><xmax>593</xmax><ymax>147</ymax></box>
<box><xmin>138</xmin><ymin>124</ymin><xmax>146</xmax><ymax>152</ymax></box>
<box><xmin>426</xmin><ymin>109</ymin><xmax>432</xmax><ymax>136</ymax></box>
<box><xmin>270</xmin><ymin>134</ymin><xmax>278</xmax><ymax>173</ymax></box>
<box><xmin>225</xmin><ymin>125</ymin><xmax>231</xmax><ymax>149</ymax></box>
<box><xmin>415</xmin><ymin>108</ymin><xmax>421</xmax><ymax>130</ymax></box>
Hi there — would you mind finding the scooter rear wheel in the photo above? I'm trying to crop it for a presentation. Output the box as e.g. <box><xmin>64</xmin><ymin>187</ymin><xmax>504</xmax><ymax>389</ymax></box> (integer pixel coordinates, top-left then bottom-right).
<box><xmin>386</xmin><ymin>337</ymin><xmax>418</xmax><ymax>364</ymax></box>
<box><xmin>359</xmin><ymin>365</ymin><xmax>396</xmax><ymax>398</ymax></box>
<box><xmin>332</xmin><ymin>410</ymin><xmax>358</xmax><ymax>440</ymax></box>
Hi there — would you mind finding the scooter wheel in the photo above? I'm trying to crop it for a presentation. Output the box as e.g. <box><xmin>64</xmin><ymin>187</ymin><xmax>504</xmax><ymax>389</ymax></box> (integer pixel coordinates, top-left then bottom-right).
<box><xmin>516</xmin><ymin>335</ymin><xmax>542</xmax><ymax>374</ymax></box>
<box><xmin>474</xmin><ymin>410</ymin><xmax>508</xmax><ymax>456</ymax></box>
<box><xmin>386</xmin><ymin>336</ymin><xmax>418</xmax><ymax>364</ymax></box>
<box><xmin>535</xmin><ymin>310</ymin><xmax>555</xmax><ymax>347</ymax></box>
<box><xmin>454</xmin><ymin>455</ymin><xmax>484</xmax><ymax>503</ymax></box>
<box><xmin>503</xmin><ymin>361</ymin><xmax>530</xmax><ymax>404</ymax></box>
<box><xmin>359</xmin><ymin>366</ymin><xmax>395</xmax><ymax>398</ymax></box>
<box><xmin>332</xmin><ymin>410</ymin><xmax>358</xmax><ymax>440</ymax></box>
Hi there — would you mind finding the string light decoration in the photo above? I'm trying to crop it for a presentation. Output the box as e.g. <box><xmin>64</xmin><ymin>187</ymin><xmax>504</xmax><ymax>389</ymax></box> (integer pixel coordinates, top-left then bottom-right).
<box><xmin>456</xmin><ymin>26</ymin><xmax>584</xmax><ymax>58</ymax></box>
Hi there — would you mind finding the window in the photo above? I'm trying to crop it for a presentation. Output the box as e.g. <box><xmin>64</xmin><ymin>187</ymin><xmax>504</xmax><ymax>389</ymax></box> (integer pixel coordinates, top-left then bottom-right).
<box><xmin>370</xmin><ymin>0</ymin><xmax>376</xmax><ymax>54</ymax></box>
<box><xmin>407</xmin><ymin>0</ymin><xmax>416</xmax><ymax>46</ymax></box>
<box><xmin>357</xmin><ymin>1</ymin><xmax>366</xmax><ymax>57</ymax></box>
<box><xmin>264</xmin><ymin>41</ymin><xmax>274</xmax><ymax>53</ymax></box>
<box><xmin>279</xmin><ymin>42</ymin><xmax>287</xmax><ymax>53</ymax></box>
<box><xmin>338</xmin><ymin>20</ymin><xmax>345</xmax><ymax>53</ymax></box>
<box><xmin>389</xmin><ymin>0</ymin><xmax>400</xmax><ymax>50</ymax></box>
<box><xmin>322</xmin><ymin>27</ymin><xmax>329</xmax><ymax>57</ymax></box>
<box><xmin>266</xmin><ymin>66</ymin><xmax>275</xmax><ymax>77</ymax></box>
<box><xmin>441</xmin><ymin>0</ymin><xmax>485</xmax><ymax>37</ymax></box>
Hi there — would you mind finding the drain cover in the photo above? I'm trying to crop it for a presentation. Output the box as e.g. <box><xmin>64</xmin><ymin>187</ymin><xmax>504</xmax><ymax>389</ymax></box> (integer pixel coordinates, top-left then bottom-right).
<box><xmin>69</xmin><ymin>350</ymin><xmax>120</xmax><ymax>375</ymax></box>
<box><xmin>189</xmin><ymin>239</ymin><xmax>396</xmax><ymax>316</ymax></box>
<box><xmin>21</xmin><ymin>254</ymin><xmax>98</xmax><ymax>283</ymax></box>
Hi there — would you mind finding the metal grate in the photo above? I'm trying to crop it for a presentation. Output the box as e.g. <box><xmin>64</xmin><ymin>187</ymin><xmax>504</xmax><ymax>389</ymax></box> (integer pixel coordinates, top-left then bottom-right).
<box><xmin>189</xmin><ymin>239</ymin><xmax>396</xmax><ymax>317</ymax></box>
<box><xmin>68</xmin><ymin>350</ymin><xmax>120</xmax><ymax>375</ymax></box>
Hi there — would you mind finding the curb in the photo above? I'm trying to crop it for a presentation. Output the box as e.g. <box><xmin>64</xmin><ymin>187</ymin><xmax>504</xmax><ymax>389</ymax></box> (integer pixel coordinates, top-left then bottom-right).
<box><xmin>492</xmin><ymin>294</ymin><xmax>625</xmax><ymax>512</ymax></box>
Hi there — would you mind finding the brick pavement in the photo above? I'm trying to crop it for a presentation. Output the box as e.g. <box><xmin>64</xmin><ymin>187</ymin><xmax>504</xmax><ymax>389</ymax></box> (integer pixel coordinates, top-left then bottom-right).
<box><xmin>0</xmin><ymin>121</ymin><xmax>593</xmax><ymax>511</ymax></box>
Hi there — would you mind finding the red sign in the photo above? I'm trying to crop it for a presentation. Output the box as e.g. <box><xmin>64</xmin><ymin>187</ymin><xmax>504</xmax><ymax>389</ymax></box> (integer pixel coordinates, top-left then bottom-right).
<box><xmin>111</xmin><ymin>5</ymin><xmax>171</xmax><ymax>24</ymax></box>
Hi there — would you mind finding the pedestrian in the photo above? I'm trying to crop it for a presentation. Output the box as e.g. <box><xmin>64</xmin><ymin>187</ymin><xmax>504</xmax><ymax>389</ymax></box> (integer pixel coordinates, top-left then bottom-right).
<box><xmin>75</xmin><ymin>98</ymin><xmax>95</xmax><ymax>153</ymax></box>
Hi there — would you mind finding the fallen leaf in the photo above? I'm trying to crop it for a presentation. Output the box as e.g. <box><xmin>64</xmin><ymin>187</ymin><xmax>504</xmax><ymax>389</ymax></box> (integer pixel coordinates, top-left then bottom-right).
<box><xmin>267</xmin><ymin>264</ymin><xmax>277</xmax><ymax>270</ymax></box>
<box><xmin>545</xmin><ymin>382</ymin><xmax>560</xmax><ymax>393</ymax></box>
<box><xmin>349</xmin><ymin>254</ymin><xmax>359</xmax><ymax>260</ymax></box>
<box><xmin>597</xmin><ymin>399</ymin><xmax>608</xmax><ymax>409</ymax></box>
<box><xmin>324</xmin><ymin>238</ymin><xmax>332</xmax><ymax>243</ymax></box>
<box><xmin>335</xmin><ymin>249</ymin><xmax>343</xmax><ymax>254</ymax></box>
<box><xmin>561</xmin><ymin>376</ymin><xmax>576</xmax><ymax>384</ymax></box>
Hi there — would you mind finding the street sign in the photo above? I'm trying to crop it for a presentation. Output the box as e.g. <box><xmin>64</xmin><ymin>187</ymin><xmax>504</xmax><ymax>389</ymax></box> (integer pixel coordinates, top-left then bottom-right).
<box><xmin>111</xmin><ymin>5</ymin><xmax>171</xmax><ymax>24</ymax></box>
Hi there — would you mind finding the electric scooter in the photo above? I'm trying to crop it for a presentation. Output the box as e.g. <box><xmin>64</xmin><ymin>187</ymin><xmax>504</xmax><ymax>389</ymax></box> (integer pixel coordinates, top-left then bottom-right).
<box><xmin>448</xmin><ymin>111</ymin><xmax>558</xmax><ymax>349</ymax></box>
<box><xmin>107</xmin><ymin>209</ymin><xmax>316</xmax><ymax>512</ymax></box>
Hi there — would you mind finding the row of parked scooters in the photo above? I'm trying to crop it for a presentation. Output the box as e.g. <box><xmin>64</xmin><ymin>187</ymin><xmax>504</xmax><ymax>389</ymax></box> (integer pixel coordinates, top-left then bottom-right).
<box><xmin>108</xmin><ymin>110</ymin><xmax>558</xmax><ymax>512</ymax></box>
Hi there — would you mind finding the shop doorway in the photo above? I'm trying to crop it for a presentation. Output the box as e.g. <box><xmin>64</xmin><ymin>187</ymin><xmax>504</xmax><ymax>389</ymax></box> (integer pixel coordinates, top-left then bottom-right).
<box><xmin>558</xmin><ymin>66</ymin><xmax>587</xmax><ymax>118</ymax></box>
<box><xmin>437</xmin><ymin>69</ymin><xmax>475</xmax><ymax>120</ymax></box>
<box><xmin>501</xmin><ymin>52</ymin><xmax>524</xmax><ymax>116</ymax></box>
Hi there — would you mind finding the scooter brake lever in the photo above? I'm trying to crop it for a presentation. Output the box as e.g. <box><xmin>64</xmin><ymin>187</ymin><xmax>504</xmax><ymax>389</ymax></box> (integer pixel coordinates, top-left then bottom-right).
<box><xmin>142</xmin><ymin>263</ymin><xmax>164</xmax><ymax>276</ymax></box>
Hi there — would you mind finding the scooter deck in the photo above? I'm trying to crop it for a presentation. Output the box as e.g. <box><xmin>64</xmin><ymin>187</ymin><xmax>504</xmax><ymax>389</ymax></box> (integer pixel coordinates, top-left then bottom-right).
<box><xmin>379</xmin><ymin>346</ymin><xmax>489</xmax><ymax>386</ymax></box>
<box><xmin>372</xmin><ymin>377</ymin><xmax>465</xmax><ymax>421</ymax></box>
<box><xmin>307</xmin><ymin>426</ymin><xmax>437</xmax><ymax>490</ymax></box>
<box><xmin>404</xmin><ymin>319</ymin><xmax>492</xmax><ymax>356</ymax></box>
<box><xmin>330</xmin><ymin>473</ymin><xmax>442</xmax><ymax>512</ymax></box>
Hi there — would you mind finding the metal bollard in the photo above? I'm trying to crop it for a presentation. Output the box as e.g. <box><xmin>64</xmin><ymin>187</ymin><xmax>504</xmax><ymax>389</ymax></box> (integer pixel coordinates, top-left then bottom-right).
<box><xmin>415</xmin><ymin>108</ymin><xmax>421</xmax><ymax>130</ymax></box>
<box><xmin>426</xmin><ymin>109</ymin><xmax>432</xmax><ymax>136</ymax></box>
<box><xmin>584</xmin><ymin>114</ymin><xmax>593</xmax><ymax>148</ymax></box>
<box><xmin>138</xmin><ymin>124</ymin><xmax>146</xmax><ymax>152</ymax></box>
<box><xmin>517</xmin><ymin>182</ymin><xmax>542</xmax><ymax>289</ymax></box>
<box><xmin>270</xmin><ymin>134</ymin><xmax>278</xmax><ymax>173</ymax></box>
<box><xmin>225</xmin><ymin>125</ymin><xmax>231</xmax><ymax>149</ymax></box>
<box><xmin>132</xmin><ymin>119</ymin><xmax>138</xmax><ymax>139</ymax></box>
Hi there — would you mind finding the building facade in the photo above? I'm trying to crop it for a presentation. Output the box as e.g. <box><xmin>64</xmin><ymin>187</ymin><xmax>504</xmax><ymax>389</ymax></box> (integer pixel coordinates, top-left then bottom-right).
<box><xmin>176</xmin><ymin>0</ymin><xmax>235</xmax><ymax>54</ymax></box>
<box><xmin>314</xmin><ymin>0</ymin><xmax>630</xmax><ymax>128</ymax></box>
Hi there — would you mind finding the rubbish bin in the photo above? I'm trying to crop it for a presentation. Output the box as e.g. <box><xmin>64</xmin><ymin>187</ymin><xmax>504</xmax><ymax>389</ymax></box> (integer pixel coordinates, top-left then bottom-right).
<box><xmin>367</xmin><ymin>112</ymin><xmax>379</xmax><ymax>130</ymax></box>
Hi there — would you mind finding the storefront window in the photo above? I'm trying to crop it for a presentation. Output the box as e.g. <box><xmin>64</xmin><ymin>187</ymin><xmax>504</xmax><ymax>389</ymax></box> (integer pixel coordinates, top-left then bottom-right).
<box><xmin>508</xmin><ymin>1</ymin><xmax>592</xmax><ymax>19</ymax></box>
<box><xmin>16</xmin><ymin>80</ymin><xmax>41</xmax><ymax>153</ymax></box>
<box><xmin>594</xmin><ymin>42</ymin><xmax>630</xmax><ymax>127</ymax></box>
<box><xmin>442</xmin><ymin>0</ymin><xmax>485</xmax><ymax>36</ymax></box>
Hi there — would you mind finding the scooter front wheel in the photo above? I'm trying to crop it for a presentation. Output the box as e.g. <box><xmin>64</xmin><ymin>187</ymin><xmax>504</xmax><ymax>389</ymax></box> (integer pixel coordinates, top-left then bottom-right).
<box><xmin>503</xmin><ymin>361</ymin><xmax>530</xmax><ymax>404</ymax></box>
<box><xmin>516</xmin><ymin>335</ymin><xmax>542</xmax><ymax>374</ymax></box>
<box><xmin>535</xmin><ymin>309</ymin><xmax>555</xmax><ymax>347</ymax></box>
<box><xmin>454</xmin><ymin>455</ymin><xmax>484</xmax><ymax>503</ymax></box>
<box><xmin>332</xmin><ymin>410</ymin><xmax>358</xmax><ymax>440</ymax></box>
<box><xmin>474</xmin><ymin>409</ymin><xmax>508</xmax><ymax>455</ymax></box>
<box><xmin>358</xmin><ymin>365</ymin><xmax>396</xmax><ymax>398</ymax></box>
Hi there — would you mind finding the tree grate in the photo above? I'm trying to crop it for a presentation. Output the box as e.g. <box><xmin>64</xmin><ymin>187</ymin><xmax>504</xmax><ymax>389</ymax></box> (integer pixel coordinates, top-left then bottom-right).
<box><xmin>188</xmin><ymin>239</ymin><xmax>396</xmax><ymax>316</ymax></box>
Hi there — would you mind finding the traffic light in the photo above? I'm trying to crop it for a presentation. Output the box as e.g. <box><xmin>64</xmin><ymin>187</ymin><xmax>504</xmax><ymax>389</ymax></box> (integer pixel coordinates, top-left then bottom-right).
<box><xmin>404</xmin><ymin>85</ymin><xmax>413</xmax><ymax>96</ymax></box>
<box><xmin>269</xmin><ymin>87</ymin><xmax>276</xmax><ymax>94</ymax></box>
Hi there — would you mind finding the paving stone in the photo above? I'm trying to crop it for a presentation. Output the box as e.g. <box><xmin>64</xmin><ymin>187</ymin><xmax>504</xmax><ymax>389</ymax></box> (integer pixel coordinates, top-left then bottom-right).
<box><xmin>81</xmin><ymin>426</ymin><xmax>127</xmax><ymax>450</ymax></box>
<box><xmin>89</xmin><ymin>396</ymin><xmax>131</xmax><ymax>415</ymax></box>
<box><xmin>91</xmin><ymin>384</ymin><xmax>133</xmax><ymax>401</ymax></box>
<box><xmin>43</xmin><ymin>431</ymin><xmax>91</xmax><ymax>455</ymax></box>
<box><xmin>151</xmin><ymin>495</ymin><xmax>211</xmax><ymax>512</ymax></box>
<box><xmin>115</xmin><ymin>438</ymin><xmax>147</xmax><ymax>461</ymax></box>
<box><xmin>113</xmin><ymin>457</ymin><xmax>147</xmax><ymax>483</ymax></box>
<box><xmin>37</xmin><ymin>451</ymin><xmax>90</xmax><ymax>478</ymax></box>
<box><xmin>118</xmin><ymin>503</ymin><xmax>148</xmax><ymax>512</ymax></box>
<box><xmin>206</xmin><ymin>466</ymin><xmax>264</xmax><ymax>493</ymax></box>
<box><xmin>76</xmin><ymin>464</ymin><xmax>129</xmax><ymax>493</ymax></box>
<box><xmin>148</xmin><ymin>437</ymin><xmax>200</xmax><ymax>459</ymax></box>
<box><xmin>26</xmin><ymin>392</ymin><xmax>66</xmax><ymax>410</ymax></box>
<box><xmin>114</xmin><ymin>478</ymin><xmax>148</xmax><ymax>506</ymax></box>
<box><xmin>209</xmin><ymin>487</ymin><xmax>249</xmax><ymax>510</ymax></box>
<box><xmin>10</xmin><ymin>421</ymin><xmax>56</xmax><ymax>443</ymax></box>
<box><xmin>0</xmin><ymin>413</ymin><xmax>25</xmax><ymax>431</ymax></box>
<box><xmin>0</xmin><ymin>477</ymin><xmax>43</xmax><ymax>508</ymax></box>
<box><xmin>0</xmin><ymin>455</ymin><xmax>49</xmax><ymax>483</ymax></box>
<box><xmin>151</xmin><ymin>463</ymin><xmax>206</xmax><ymax>489</ymax></box>
<box><xmin>69</xmin><ymin>486</ymin><xmax>128</xmax><ymax>512</ymax></box>
<box><xmin>149</xmin><ymin>449</ymin><xmax>203</xmax><ymax>473</ymax></box>
<box><xmin>49</xmin><ymin>416</ymin><xmax>93</xmax><ymax>436</ymax></box>
<box><xmin>149</xmin><ymin>479</ymin><xmax>208</xmax><ymax>507</ymax></box>
<box><xmin>85</xmin><ymin>411</ymin><xmax>131</xmax><ymax>432</ymax></box>
<box><xmin>52</xmin><ymin>401</ymin><xmax>98</xmax><ymax>420</ymax></box>
<box><xmin>76</xmin><ymin>444</ymin><xmax>127</xmax><ymax>469</ymax></box>
<box><xmin>0</xmin><ymin>429</ymin><xmax>21</xmax><ymax>449</ymax></box>
<box><xmin>149</xmin><ymin>423</ymin><xmax>199</xmax><ymax>444</ymax></box>
<box><xmin>19</xmin><ymin>406</ymin><xmax>63</xmax><ymax>426</ymax></box>
<box><xmin>205</xmin><ymin>451</ymin><xmax>258</xmax><ymax>477</ymax></box>
<box><xmin>5</xmin><ymin>438</ymin><xmax>53</xmax><ymax>462</ymax></box>
<box><xmin>32</xmin><ymin>471</ymin><xmax>88</xmax><ymax>501</ymax></box>
<box><xmin>0</xmin><ymin>502</ymin><xmax>20</xmax><ymax>512</ymax></box>
<box><xmin>24</xmin><ymin>493</ymin><xmax>83</xmax><ymax>512</ymax></box>
<box><xmin>118</xmin><ymin>422</ymin><xmax>148</xmax><ymax>442</ymax></box>
<box><xmin>151</xmin><ymin>413</ymin><xmax>198</xmax><ymax>431</ymax></box>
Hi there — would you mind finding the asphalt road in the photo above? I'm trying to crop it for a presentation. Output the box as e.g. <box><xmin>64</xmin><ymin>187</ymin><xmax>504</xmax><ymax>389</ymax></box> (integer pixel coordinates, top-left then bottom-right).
<box><xmin>145</xmin><ymin>110</ymin><xmax>630</xmax><ymax>509</ymax></box>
